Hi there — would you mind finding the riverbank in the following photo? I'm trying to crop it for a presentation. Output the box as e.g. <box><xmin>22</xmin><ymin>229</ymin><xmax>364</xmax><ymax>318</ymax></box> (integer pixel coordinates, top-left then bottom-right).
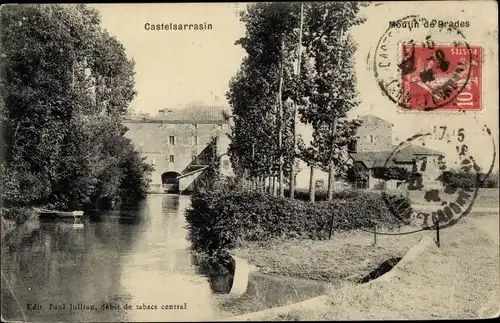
<box><xmin>0</xmin><ymin>215</ymin><xmax>15</xmax><ymax>240</ymax></box>
<box><xmin>229</xmin><ymin>214</ymin><xmax>499</xmax><ymax>320</ymax></box>
<box><xmin>233</xmin><ymin>224</ymin><xmax>430</xmax><ymax>283</ymax></box>
<box><xmin>1</xmin><ymin>209</ymin><xmax>39</xmax><ymax>245</ymax></box>
<box><xmin>233</xmin><ymin>189</ymin><xmax>498</xmax><ymax>283</ymax></box>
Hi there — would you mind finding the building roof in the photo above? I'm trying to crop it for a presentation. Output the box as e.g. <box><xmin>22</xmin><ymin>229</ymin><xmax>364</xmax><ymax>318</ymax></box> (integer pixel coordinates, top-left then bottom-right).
<box><xmin>393</xmin><ymin>144</ymin><xmax>444</xmax><ymax>161</ymax></box>
<box><xmin>125</xmin><ymin>106</ymin><xmax>231</xmax><ymax>123</ymax></box>
<box><xmin>359</xmin><ymin>114</ymin><xmax>394</xmax><ymax>126</ymax></box>
<box><xmin>162</xmin><ymin>105</ymin><xmax>230</xmax><ymax>122</ymax></box>
<box><xmin>350</xmin><ymin>144</ymin><xmax>444</xmax><ymax>168</ymax></box>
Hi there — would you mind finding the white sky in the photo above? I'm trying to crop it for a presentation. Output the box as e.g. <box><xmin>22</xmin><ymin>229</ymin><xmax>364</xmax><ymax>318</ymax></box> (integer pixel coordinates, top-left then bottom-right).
<box><xmin>94</xmin><ymin>1</ymin><xmax>498</xmax><ymax>171</ymax></box>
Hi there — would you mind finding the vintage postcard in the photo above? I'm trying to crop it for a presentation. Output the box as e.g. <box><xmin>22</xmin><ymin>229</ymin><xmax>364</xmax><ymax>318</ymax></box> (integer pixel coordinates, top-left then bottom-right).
<box><xmin>1</xmin><ymin>1</ymin><xmax>498</xmax><ymax>322</ymax></box>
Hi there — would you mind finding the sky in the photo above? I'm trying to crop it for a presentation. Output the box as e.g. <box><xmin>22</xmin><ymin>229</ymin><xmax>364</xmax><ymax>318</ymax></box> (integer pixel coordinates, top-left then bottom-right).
<box><xmin>94</xmin><ymin>2</ymin><xmax>498</xmax><ymax>171</ymax></box>
<box><xmin>94</xmin><ymin>3</ymin><xmax>247</xmax><ymax>113</ymax></box>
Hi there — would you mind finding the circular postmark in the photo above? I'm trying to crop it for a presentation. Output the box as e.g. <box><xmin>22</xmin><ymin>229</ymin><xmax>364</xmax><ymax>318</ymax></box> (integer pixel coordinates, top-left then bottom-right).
<box><xmin>373</xmin><ymin>15</ymin><xmax>475</xmax><ymax>111</ymax></box>
<box><xmin>379</xmin><ymin>121</ymin><xmax>496</xmax><ymax>234</ymax></box>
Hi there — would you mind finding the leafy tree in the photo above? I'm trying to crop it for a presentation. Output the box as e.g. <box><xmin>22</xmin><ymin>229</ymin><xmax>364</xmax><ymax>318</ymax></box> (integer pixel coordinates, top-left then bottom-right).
<box><xmin>437</xmin><ymin>170</ymin><xmax>498</xmax><ymax>189</ymax></box>
<box><xmin>372</xmin><ymin>167</ymin><xmax>411</xmax><ymax>181</ymax></box>
<box><xmin>298</xmin><ymin>2</ymin><xmax>366</xmax><ymax>200</ymax></box>
<box><xmin>227</xmin><ymin>3</ymin><xmax>301</xmax><ymax>196</ymax></box>
<box><xmin>344</xmin><ymin>162</ymin><xmax>369</xmax><ymax>187</ymax></box>
<box><xmin>1</xmin><ymin>4</ymin><xmax>150</xmax><ymax>219</ymax></box>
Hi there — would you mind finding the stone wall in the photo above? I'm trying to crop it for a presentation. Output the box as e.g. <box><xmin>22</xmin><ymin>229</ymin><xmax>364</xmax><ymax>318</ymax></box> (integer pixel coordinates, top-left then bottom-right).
<box><xmin>123</xmin><ymin>120</ymin><xmax>232</xmax><ymax>188</ymax></box>
<box><xmin>356</xmin><ymin>115</ymin><xmax>393</xmax><ymax>152</ymax></box>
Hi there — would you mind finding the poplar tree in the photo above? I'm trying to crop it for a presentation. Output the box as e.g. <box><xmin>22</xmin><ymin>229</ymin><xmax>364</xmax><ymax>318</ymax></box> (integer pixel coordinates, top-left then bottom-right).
<box><xmin>298</xmin><ymin>2</ymin><xmax>367</xmax><ymax>201</ymax></box>
<box><xmin>227</xmin><ymin>3</ymin><xmax>301</xmax><ymax>195</ymax></box>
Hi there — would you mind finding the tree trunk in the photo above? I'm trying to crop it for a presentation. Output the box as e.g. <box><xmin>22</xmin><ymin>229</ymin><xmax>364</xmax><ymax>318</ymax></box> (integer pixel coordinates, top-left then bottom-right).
<box><xmin>309</xmin><ymin>165</ymin><xmax>315</xmax><ymax>202</ymax></box>
<box><xmin>327</xmin><ymin>117</ymin><xmax>339</xmax><ymax>201</ymax></box>
<box><xmin>289</xmin><ymin>4</ymin><xmax>304</xmax><ymax>200</ymax></box>
<box><xmin>327</xmin><ymin>162</ymin><xmax>335</xmax><ymax>200</ymax></box>
<box><xmin>267</xmin><ymin>166</ymin><xmax>272</xmax><ymax>194</ymax></box>
<box><xmin>272</xmin><ymin>175</ymin><xmax>277</xmax><ymax>196</ymax></box>
<box><xmin>278</xmin><ymin>60</ymin><xmax>284</xmax><ymax>198</ymax></box>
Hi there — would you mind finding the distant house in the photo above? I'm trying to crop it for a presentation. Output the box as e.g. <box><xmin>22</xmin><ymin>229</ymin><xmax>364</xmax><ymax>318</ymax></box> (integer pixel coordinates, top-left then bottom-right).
<box><xmin>295</xmin><ymin>114</ymin><xmax>444</xmax><ymax>190</ymax></box>
<box><xmin>348</xmin><ymin>114</ymin><xmax>444</xmax><ymax>189</ymax></box>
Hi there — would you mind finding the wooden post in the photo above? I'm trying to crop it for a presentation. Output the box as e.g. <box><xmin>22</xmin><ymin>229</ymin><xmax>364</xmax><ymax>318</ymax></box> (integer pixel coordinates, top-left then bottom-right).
<box><xmin>327</xmin><ymin>118</ymin><xmax>339</xmax><ymax>201</ymax></box>
<box><xmin>328</xmin><ymin>213</ymin><xmax>334</xmax><ymax>239</ymax></box>
<box><xmin>435</xmin><ymin>219</ymin><xmax>440</xmax><ymax>248</ymax></box>
<box><xmin>309</xmin><ymin>165</ymin><xmax>315</xmax><ymax>202</ymax></box>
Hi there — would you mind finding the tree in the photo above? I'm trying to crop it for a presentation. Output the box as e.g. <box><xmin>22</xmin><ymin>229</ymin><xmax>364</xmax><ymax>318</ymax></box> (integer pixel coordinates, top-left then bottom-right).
<box><xmin>1</xmin><ymin>4</ymin><xmax>150</xmax><ymax>216</ymax></box>
<box><xmin>227</xmin><ymin>3</ymin><xmax>301</xmax><ymax>196</ymax></box>
<box><xmin>298</xmin><ymin>2</ymin><xmax>366</xmax><ymax>200</ymax></box>
<box><xmin>345</xmin><ymin>162</ymin><xmax>369</xmax><ymax>187</ymax></box>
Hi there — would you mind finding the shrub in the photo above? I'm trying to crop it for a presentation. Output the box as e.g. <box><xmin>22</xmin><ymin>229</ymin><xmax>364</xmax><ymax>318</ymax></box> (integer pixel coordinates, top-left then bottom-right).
<box><xmin>185</xmin><ymin>183</ymin><xmax>413</xmax><ymax>254</ymax></box>
<box><xmin>438</xmin><ymin>170</ymin><xmax>499</xmax><ymax>189</ymax></box>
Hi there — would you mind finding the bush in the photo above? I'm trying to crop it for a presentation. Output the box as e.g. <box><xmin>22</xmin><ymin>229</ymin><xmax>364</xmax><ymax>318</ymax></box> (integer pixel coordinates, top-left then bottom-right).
<box><xmin>438</xmin><ymin>170</ymin><xmax>499</xmax><ymax>189</ymax></box>
<box><xmin>185</xmin><ymin>183</ymin><xmax>413</xmax><ymax>254</ymax></box>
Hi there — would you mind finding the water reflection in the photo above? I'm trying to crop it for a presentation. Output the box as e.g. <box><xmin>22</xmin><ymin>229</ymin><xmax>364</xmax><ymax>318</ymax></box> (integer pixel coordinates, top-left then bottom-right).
<box><xmin>1</xmin><ymin>194</ymin><xmax>330</xmax><ymax>322</ymax></box>
<box><xmin>214</xmin><ymin>272</ymin><xmax>330</xmax><ymax>317</ymax></box>
<box><xmin>191</xmin><ymin>253</ymin><xmax>235</xmax><ymax>294</ymax></box>
<box><xmin>1</xmin><ymin>195</ymin><xmax>218</xmax><ymax>322</ymax></box>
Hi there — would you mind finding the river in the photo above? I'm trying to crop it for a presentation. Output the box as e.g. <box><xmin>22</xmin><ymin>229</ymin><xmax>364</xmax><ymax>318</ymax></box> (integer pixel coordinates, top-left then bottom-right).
<box><xmin>1</xmin><ymin>194</ymin><xmax>328</xmax><ymax>322</ymax></box>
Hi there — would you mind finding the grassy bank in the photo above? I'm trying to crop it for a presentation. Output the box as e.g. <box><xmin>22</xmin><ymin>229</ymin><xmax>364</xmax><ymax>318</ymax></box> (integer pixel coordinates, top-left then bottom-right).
<box><xmin>233</xmin><ymin>224</ymin><xmax>430</xmax><ymax>283</ymax></box>
<box><xmin>231</xmin><ymin>216</ymin><xmax>499</xmax><ymax>320</ymax></box>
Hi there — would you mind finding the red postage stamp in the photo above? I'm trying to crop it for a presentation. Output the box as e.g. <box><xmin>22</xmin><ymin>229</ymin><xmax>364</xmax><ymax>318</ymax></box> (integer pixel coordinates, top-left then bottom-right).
<box><xmin>400</xmin><ymin>44</ymin><xmax>482</xmax><ymax>111</ymax></box>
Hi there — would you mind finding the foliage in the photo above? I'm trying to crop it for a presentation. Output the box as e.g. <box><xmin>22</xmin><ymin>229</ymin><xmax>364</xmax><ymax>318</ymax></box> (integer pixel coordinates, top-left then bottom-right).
<box><xmin>438</xmin><ymin>170</ymin><xmax>499</xmax><ymax>189</ymax></box>
<box><xmin>344</xmin><ymin>162</ymin><xmax>369</xmax><ymax>184</ymax></box>
<box><xmin>0</xmin><ymin>4</ymin><xmax>151</xmax><ymax>220</ymax></box>
<box><xmin>372</xmin><ymin>167</ymin><xmax>411</xmax><ymax>181</ymax></box>
<box><xmin>226</xmin><ymin>3</ymin><xmax>301</xmax><ymax>183</ymax></box>
<box><xmin>227</xmin><ymin>2</ymin><xmax>367</xmax><ymax>199</ymax></box>
<box><xmin>185</xmin><ymin>183</ymin><xmax>413</xmax><ymax>254</ymax></box>
<box><xmin>297</xmin><ymin>2</ymin><xmax>366</xmax><ymax>198</ymax></box>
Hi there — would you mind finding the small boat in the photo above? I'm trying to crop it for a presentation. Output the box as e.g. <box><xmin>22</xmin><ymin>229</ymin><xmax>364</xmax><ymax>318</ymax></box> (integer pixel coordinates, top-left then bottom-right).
<box><xmin>34</xmin><ymin>208</ymin><xmax>84</xmax><ymax>221</ymax></box>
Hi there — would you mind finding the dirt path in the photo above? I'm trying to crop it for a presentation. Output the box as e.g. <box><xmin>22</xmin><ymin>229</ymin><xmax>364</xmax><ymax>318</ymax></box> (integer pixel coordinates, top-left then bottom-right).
<box><xmin>466</xmin><ymin>213</ymin><xmax>500</xmax><ymax>318</ymax></box>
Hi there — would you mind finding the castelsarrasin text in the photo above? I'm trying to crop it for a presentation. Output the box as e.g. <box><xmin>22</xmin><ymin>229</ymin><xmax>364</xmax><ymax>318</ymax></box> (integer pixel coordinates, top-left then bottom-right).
<box><xmin>144</xmin><ymin>23</ymin><xmax>213</xmax><ymax>31</ymax></box>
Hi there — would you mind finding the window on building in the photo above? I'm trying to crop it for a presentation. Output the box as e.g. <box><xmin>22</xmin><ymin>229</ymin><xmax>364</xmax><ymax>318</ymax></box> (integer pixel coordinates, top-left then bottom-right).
<box><xmin>370</xmin><ymin>135</ymin><xmax>374</xmax><ymax>142</ymax></box>
<box><xmin>169</xmin><ymin>136</ymin><xmax>175</xmax><ymax>145</ymax></box>
<box><xmin>192</xmin><ymin>136</ymin><xmax>198</xmax><ymax>146</ymax></box>
<box><xmin>169</xmin><ymin>155</ymin><xmax>175</xmax><ymax>163</ymax></box>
